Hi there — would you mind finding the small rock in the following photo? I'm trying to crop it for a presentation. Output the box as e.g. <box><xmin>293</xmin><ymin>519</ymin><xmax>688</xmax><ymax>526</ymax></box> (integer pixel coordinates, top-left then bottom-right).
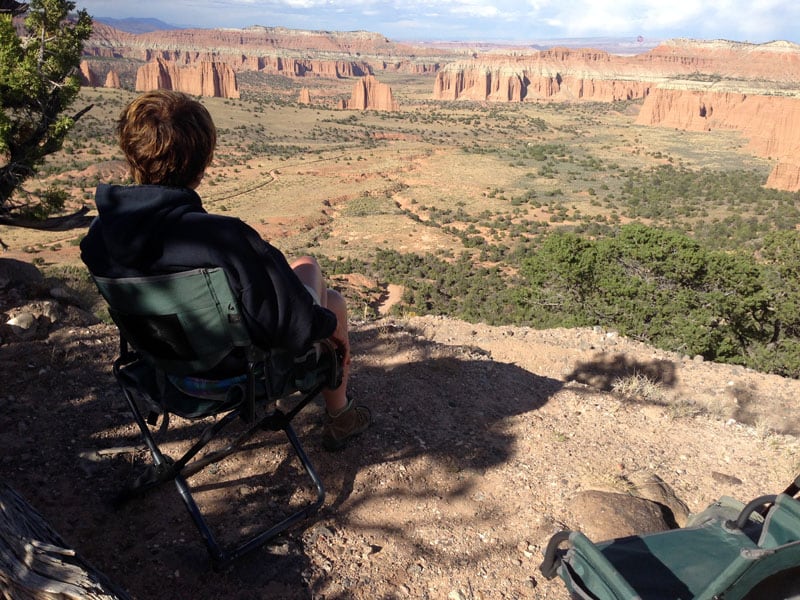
<box><xmin>6</xmin><ymin>312</ymin><xmax>38</xmax><ymax>339</ymax></box>
<box><xmin>0</xmin><ymin>258</ymin><xmax>43</xmax><ymax>289</ymax></box>
<box><xmin>570</xmin><ymin>490</ymin><xmax>672</xmax><ymax>540</ymax></box>
<box><xmin>627</xmin><ymin>472</ymin><xmax>690</xmax><ymax>527</ymax></box>
<box><xmin>711</xmin><ymin>471</ymin><xmax>743</xmax><ymax>486</ymax></box>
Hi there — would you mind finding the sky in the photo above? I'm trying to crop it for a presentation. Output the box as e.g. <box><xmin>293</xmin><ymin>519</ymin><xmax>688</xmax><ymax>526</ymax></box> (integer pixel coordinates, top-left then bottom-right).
<box><xmin>75</xmin><ymin>0</ymin><xmax>800</xmax><ymax>45</ymax></box>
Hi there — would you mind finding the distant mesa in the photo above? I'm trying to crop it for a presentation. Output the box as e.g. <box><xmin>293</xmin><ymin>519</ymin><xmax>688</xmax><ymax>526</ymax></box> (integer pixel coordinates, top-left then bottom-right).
<box><xmin>338</xmin><ymin>75</ymin><xmax>398</xmax><ymax>111</ymax></box>
<box><xmin>80</xmin><ymin>22</ymin><xmax>433</xmax><ymax>85</ymax></box>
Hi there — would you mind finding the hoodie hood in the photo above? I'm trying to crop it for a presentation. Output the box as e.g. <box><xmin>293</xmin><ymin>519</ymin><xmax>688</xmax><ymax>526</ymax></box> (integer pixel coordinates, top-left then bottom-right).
<box><xmin>92</xmin><ymin>184</ymin><xmax>205</xmax><ymax>268</ymax></box>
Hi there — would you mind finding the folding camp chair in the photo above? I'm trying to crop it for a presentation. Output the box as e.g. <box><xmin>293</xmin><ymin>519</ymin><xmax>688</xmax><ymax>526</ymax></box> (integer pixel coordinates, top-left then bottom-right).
<box><xmin>540</xmin><ymin>475</ymin><xmax>800</xmax><ymax>600</ymax></box>
<box><xmin>92</xmin><ymin>267</ymin><xmax>342</xmax><ymax>570</ymax></box>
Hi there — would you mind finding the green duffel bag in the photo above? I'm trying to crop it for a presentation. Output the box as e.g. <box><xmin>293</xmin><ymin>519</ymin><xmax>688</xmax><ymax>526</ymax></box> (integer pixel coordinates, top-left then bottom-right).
<box><xmin>540</xmin><ymin>476</ymin><xmax>800</xmax><ymax>600</ymax></box>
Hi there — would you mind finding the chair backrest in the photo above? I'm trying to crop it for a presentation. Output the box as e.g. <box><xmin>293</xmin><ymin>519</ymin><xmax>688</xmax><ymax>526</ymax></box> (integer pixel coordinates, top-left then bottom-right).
<box><xmin>758</xmin><ymin>493</ymin><xmax>800</xmax><ymax>548</ymax></box>
<box><xmin>93</xmin><ymin>268</ymin><xmax>254</xmax><ymax>375</ymax></box>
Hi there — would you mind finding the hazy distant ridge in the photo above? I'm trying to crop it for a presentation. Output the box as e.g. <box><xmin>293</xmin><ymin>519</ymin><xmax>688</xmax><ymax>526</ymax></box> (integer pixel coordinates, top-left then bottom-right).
<box><xmin>93</xmin><ymin>17</ymin><xmax>181</xmax><ymax>34</ymax></box>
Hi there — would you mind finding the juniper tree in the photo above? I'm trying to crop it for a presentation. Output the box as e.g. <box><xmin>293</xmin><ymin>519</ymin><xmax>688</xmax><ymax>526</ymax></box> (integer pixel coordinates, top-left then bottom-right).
<box><xmin>0</xmin><ymin>0</ymin><xmax>92</xmax><ymax>222</ymax></box>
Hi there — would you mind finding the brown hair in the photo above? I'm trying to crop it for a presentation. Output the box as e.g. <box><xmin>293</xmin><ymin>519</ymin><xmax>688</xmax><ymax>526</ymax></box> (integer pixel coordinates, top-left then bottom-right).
<box><xmin>117</xmin><ymin>91</ymin><xmax>217</xmax><ymax>187</ymax></box>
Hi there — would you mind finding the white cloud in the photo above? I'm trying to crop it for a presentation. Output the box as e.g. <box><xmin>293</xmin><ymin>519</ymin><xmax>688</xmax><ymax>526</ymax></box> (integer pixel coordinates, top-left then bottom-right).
<box><xmin>508</xmin><ymin>0</ymin><xmax>798</xmax><ymax>41</ymax></box>
<box><xmin>75</xmin><ymin>0</ymin><xmax>800</xmax><ymax>42</ymax></box>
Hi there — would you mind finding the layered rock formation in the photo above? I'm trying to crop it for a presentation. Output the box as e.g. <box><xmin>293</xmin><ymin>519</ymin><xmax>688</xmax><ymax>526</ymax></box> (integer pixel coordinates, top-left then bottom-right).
<box><xmin>135</xmin><ymin>58</ymin><xmax>240</xmax><ymax>98</ymax></box>
<box><xmin>338</xmin><ymin>75</ymin><xmax>398</xmax><ymax>111</ymax></box>
<box><xmin>643</xmin><ymin>39</ymin><xmax>800</xmax><ymax>83</ymax></box>
<box><xmin>78</xmin><ymin>60</ymin><xmax>120</xmax><ymax>90</ymax></box>
<box><xmin>298</xmin><ymin>88</ymin><xmax>311</xmax><ymax>104</ymax></box>
<box><xmin>637</xmin><ymin>87</ymin><xmax>800</xmax><ymax>191</ymax></box>
<box><xmin>156</xmin><ymin>52</ymin><xmax>372</xmax><ymax>79</ymax></box>
<box><xmin>433</xmin><ymin>49</ymin><xmax>657</xmax><ymax>102</ymax></box>
<box><xmin>433</xmin><ymin>41</ymin><xmax>800</xmax><ymax>103</ymax></box>
<box><xmin>83</xmin><ymin>23</ymin><xmax>446</xmax><ymax>80</ymax></box>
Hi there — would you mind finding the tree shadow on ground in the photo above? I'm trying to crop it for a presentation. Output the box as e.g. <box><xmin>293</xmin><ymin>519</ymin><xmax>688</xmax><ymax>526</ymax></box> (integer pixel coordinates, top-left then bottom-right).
<box><xmin>1</xmin><ymin>318</ymin><xmax>565</xmax><ymax>598</ymax></box>
<box><xmin>564</xmin><ymin>352</ymin><xmax>677</xmax><ymax>392</ymax></box>
<box><xmin>321</xmin><ymin>341</ymin><xmax>563</xmax><ymax>508</ymax></box>
<box><xmin>563</xmin><ymin>351</ymin><xmax>800</xmax><ymax>435</ymax></box>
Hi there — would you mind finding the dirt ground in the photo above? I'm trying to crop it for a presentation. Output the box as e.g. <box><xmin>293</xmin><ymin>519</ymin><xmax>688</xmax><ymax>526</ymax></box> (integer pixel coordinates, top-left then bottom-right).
<box><xmin>2</xmin><ymin>277</ymin><xmax>800</xmax><ymax>600</ymax></box>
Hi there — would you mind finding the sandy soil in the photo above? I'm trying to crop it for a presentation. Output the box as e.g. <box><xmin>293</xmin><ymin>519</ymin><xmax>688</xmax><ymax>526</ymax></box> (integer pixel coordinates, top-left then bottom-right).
<box><xmin>2</xmin><ymin>294</ymin><xmax>799</xmax><ymax>599</ymax></box>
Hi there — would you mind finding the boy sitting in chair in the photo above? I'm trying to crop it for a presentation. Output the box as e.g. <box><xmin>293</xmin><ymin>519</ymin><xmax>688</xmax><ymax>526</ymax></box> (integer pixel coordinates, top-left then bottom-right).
<box><xmin>81</xmin><ymin>90</ymin><xmax>370</xmax><ymax>451</ymax></box>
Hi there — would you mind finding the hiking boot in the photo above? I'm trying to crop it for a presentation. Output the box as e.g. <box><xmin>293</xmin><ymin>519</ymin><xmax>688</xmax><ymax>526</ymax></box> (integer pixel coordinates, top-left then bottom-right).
<box><xmin>322</xmin><ymin>397</ymin><xmax>371</xmax><ymax>451</ymax></box>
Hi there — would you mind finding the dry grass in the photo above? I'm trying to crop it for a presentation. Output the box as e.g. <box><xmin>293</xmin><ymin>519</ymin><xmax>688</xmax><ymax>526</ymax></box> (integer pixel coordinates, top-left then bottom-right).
<box><xmin>611</xmin><ymin>371</ymin><xmax>670</xmax><ymax>404</ymax></box>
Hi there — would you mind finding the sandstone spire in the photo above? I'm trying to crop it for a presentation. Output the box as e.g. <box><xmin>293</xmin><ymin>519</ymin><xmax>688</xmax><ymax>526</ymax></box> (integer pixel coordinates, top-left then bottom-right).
<box><xmin>78</xmin><ymin>60</ymin><xmax>100</xmax><ymax>87</ymax></box>
<box><xmin>104</xmin><ymin>70</ymin><xmax>121</xmax><ymax>89</ymax></box>
<box><xmin>340</xmin><ymin>75</ymin><xmax>398</xmax><ymax>111</ymax></box>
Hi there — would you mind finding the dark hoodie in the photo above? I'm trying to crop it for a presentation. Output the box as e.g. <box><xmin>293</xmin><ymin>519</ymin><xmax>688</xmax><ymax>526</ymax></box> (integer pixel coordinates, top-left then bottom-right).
<box><xmin>81</xmin><ymin>184</ymin><xmax>336</xmax><ymax>354</ymax></box>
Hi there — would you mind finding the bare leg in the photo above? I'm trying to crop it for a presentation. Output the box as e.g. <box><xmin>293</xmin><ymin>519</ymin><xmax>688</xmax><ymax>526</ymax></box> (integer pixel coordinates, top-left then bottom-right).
<box><xmin>291</xmin><ymin>256</ymin><xmax>349</xmax><ymax>413</ymax></box>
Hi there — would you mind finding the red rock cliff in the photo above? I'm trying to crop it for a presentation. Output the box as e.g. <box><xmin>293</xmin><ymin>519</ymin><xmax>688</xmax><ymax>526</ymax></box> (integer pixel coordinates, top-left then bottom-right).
<box><xmin>78</xmin><ymin>60</ymin><xmax>101</xmax><ymax>87</ymax></box>
<box><xmin>84</xmin><ymin>23</ymin><xmax>445</xmax><ymax>80</ymax></box>
<box><xmin>104</xmin><ymin>70</ymin><xmax>121</xmax><ymax>89</ymax></box>
<box><xmin>433</xmin><ymin>50</ymin><xmax>654</xmax><ymax>102</ymax></box>
<box><xmin>637</xmin><ymin>87</ymin><xmax>800</xmax><ymax>191</ymax></box>
<box><xmin>643</xmin><ymin>39</ymin><xmax>800</xmax><ymax>83</ymax></box>
<box><xmin>433</xmin><ymin>40</ymin><xmax>800</xmax><ymax>103</ymax></box>
<box><xmin>135</xmin><ymin>58</ymin><xmax>240</xmax><ymax>98</ymax></box>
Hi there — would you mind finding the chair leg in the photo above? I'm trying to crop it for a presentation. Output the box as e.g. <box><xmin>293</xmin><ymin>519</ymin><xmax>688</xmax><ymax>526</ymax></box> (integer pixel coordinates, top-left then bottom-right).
<box><xmin>115</xmin><ymin>384</ymin><xmax>240</xmax><ymax>503</ymax></box>
<box><xmin>117</xmin><ymin>382</ymin><xmax>326</xmax><ymax>570</ymax></box>
<box><xmin>212</xmin><ymin>422</ymin><xmax>325</xmax><ymax>570</ymax></box>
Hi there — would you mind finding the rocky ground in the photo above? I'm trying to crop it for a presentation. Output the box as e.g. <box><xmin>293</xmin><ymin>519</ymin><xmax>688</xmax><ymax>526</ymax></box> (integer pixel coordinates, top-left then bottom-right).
<box><xmin>2</xmin><ymin>260</ymin><xmax>799</xmax><ymax>599</ymax></box>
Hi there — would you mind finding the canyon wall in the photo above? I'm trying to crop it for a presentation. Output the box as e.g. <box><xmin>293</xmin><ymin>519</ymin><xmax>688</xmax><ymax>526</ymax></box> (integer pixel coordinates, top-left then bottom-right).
<box><xmin>642</xmin><ymin>39</ymin><xmax>800</xmax><ymax>83</ymax></box>
<box><xmin>637</xmin><ymin>87</ymin><xmax>800</xmax><ymax>191</ymax></box>
<box><xmin>135</xmin><ymin>58</ymin><xmax>240</xmax><ymax>99</ymax></box>
<box><xmin>145</xmin><ymin>50</ymin><xmax>373</xmax><ymax>79</ymax></box>
<box><xmin>433</xmin><ymin>48</ymin><xmax>656</xmax><ymax>102</ymax></box>
<box><xmin>83</xmin><ymin>23</ymin><xmax>444</xmax><ymax>82</ymax></box>
<box><xmin>433</xmin><ymin>40</ymin><xmax>800</xmax><ymax>103</ymax></box>
<box><xmin>433</xmin><ymin>57</ymin><xmax>652</xmax><ymax>102</ymax></box>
